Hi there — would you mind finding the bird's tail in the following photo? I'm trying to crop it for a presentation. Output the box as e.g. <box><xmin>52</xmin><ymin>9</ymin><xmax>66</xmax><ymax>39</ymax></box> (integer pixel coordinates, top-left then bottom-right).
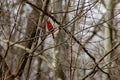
<box><xmin>52</xmin><ymin>33</ymin><xmax>54</xmax><ymax>39</ymax></box>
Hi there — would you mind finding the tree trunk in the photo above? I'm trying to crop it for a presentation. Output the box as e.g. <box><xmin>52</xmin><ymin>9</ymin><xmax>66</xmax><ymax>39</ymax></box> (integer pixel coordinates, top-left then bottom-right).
<box><xmin>51</xmin><ymin>0</ymin><xmax>66</xmax><ymax>80</ymax></box>
<box><xmin>103</xmin><ymin>0</ymin><xmax>114</xmax><ymax>80</ymax></box>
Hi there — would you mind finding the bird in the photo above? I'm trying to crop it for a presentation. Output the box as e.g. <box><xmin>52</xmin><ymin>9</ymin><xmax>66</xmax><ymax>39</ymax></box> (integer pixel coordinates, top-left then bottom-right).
<box><xmin>47</xmin><ymin>20</ymin><xmax>54</xmax><ymax>39</ymax></box>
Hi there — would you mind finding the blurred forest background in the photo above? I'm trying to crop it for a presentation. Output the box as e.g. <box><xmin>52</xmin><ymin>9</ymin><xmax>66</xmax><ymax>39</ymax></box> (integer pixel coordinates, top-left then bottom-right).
<box><xmin>0</xmin><ymin>0</ymin><xmax>120</xmax><ymax>80</ymax></box>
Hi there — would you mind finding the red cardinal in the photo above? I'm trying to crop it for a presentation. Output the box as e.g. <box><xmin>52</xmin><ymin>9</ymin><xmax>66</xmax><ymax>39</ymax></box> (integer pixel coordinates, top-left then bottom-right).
<box><xmin>47</xmin><ymin>20</ymin><xmax>54</xmax><ymax>39</ymax></box>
